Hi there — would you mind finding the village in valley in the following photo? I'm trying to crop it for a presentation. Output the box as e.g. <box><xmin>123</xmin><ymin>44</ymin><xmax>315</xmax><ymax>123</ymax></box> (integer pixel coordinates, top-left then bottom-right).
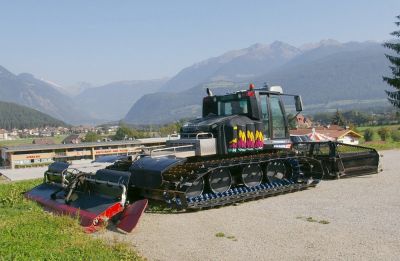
<box><xmin>1</xmin><ymin>108</ymin><xmax>400</xmax><ymax>170</ymax></box>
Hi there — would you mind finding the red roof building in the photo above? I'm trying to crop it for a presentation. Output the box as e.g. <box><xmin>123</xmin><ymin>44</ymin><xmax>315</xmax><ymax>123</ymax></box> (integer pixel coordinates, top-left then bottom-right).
<box><xmin>290</xmin><ymin>125</ymin><xmax>362</xmax><ymax>145</ymax></box>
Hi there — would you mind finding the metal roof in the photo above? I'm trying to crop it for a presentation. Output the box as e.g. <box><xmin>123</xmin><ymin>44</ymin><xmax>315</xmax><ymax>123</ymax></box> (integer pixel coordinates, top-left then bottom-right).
<box><xmin>1</xmin><ymin>137</ymin><xmax>169</xmax><ymax>153</ymax></box>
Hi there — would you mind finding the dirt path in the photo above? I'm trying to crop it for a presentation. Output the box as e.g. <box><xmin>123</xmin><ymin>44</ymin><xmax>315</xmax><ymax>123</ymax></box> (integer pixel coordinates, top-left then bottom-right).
<box><xmin>98</xmin><ymin>150</ymin><xmax>400</xmax><ymax>261</ymax></box>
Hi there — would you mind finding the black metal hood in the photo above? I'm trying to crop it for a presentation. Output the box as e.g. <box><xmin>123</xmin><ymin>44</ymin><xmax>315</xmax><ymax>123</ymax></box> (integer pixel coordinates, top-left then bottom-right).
<box><xmin>181</xmin><ymin>115</ymin><xmax>238</xmax><ymax>133</ymax></box>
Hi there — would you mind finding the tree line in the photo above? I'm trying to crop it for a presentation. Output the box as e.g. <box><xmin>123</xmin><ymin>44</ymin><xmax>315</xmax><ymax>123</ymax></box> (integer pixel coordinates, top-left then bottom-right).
<box><xmin>111</xmin><ymin>122</ymin><xmax>183</xmax><ymax>140</ymax></box>
<box><xmin>83</xmin><ymin>121</ymin><xmax>184</xmax><ymax>142</ymax></box>
<box><xmin>310</xmin><ymin>109</ymin><xmax>400</xmax><ymax>127</ymax></box>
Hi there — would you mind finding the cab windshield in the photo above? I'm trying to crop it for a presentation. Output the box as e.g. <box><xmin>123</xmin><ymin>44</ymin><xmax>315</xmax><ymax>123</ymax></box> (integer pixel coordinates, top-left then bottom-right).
<box><xmin>217</xmin><ymin>98</ymin><xmax>249</xmax><ymax>116</ymax></box>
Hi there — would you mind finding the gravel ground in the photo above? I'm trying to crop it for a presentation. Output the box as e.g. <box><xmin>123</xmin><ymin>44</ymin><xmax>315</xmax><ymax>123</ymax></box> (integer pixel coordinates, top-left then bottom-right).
<box><xmin>100</xmin><ymin>150</ymin><xmax>400</xmax><ymax>261</ymax></box>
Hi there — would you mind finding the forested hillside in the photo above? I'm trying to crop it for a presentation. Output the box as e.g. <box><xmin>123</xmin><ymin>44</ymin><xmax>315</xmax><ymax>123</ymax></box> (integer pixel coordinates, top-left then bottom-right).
<box><xmin>0</xmin><ymin>101</ymin><xmax>66</xmax><ymax>129</ymax></box>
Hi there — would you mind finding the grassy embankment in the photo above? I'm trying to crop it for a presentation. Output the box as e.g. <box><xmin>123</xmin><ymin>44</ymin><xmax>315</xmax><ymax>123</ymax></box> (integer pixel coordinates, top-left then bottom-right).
<box><xmin>0</xmin><ymin>179</ymin><xmax>142</xmax><ymax>261</ymax></box>
<box><xmin>358</xmin><ymin>124</ymin><xmax>400</xmax><ymax>150</ymax></box>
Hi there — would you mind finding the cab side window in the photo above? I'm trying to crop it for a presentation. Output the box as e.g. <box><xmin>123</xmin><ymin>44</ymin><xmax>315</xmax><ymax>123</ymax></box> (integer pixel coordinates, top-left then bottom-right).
<box><xmin>270</xmin><ymin>95</ymin><xmax>287</xmax><ymax>139</ymax></box>
<box><xmin>260</xmin><ymin>95</ymin><xmax>270</xmax><ymax>138</ymax></box>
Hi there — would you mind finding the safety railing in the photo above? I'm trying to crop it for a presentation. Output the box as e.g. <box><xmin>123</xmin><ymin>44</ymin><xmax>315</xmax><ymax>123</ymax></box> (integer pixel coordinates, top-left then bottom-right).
<box><xmin>149</xmin><ymin>144</ymin><xmax>195</xmax><ymax>157</ymax></box>
<box><xmin>180</xmin><ymin>132</ymin><xmax>214</xmax><ymax>139</ymax></box>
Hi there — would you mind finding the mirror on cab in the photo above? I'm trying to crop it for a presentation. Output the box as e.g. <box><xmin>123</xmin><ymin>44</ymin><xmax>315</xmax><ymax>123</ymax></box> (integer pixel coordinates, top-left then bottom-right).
<box><xmin>294</xmin><ymin>95</ymin><xmax>303</xmax><ymax>112</ymax></box>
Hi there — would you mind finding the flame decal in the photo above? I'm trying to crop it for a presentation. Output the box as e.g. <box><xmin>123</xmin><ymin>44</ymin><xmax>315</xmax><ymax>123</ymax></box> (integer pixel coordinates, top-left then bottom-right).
<box><xmin>228</xmin><ymin>126</ymin><xmax>238</xmax><ymax>153</ymax></box>
<box><xmin>246</xmin><ymin>130</ymin><xmax>255</xmax><ymax>149</ymax></box>
<box><xmin>238</xmin><ymin>129</ymin><xmax>247</xmax><ymax>151</ymax></box>
<box><xmin>255</xmin><ymin>130</ymin><xmax>264</xmax><ymax>149</ymax></box>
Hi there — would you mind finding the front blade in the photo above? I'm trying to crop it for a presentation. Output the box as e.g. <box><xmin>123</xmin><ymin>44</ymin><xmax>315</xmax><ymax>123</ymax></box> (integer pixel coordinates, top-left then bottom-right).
<box><xmin>25</xmin><ymin>183</ymin><xmax>124</xmax><ymax>232</ymax></box>
<box><xmin>117</xmin><ymin>199</ymin><xmax>148</xmax><ymax>233</ymax></box>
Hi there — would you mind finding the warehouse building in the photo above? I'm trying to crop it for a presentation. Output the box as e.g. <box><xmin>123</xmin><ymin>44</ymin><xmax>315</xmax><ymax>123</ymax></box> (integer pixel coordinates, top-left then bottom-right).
<box><xmin>0</xmin><ymin>138</ymin><xmax>167</xmax><ymax>169</ymax></box>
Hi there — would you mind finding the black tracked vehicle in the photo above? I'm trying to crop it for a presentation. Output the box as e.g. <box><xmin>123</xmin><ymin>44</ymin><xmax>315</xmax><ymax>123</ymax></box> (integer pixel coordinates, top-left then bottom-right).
<box><xmin>26</xmin><ymin>83</ymin><xmax>379</xmax><ymax>232</ymax></box>
<box><xmin>105</xmin><ymin>83</ymin><xmax>325</xmax><ymax>209</ymax></box>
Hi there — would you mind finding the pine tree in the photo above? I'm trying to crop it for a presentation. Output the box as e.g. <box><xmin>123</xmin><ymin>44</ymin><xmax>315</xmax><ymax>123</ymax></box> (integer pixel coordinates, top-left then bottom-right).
<box><xmin>383</xmin><ymin>15</ymin><xmax>400</xmax><ymax>108</ymax></box>
<box><xmin>332</xmin><ymin>109</ymin><xmax>346</xmax><ymax>126</ymax></box>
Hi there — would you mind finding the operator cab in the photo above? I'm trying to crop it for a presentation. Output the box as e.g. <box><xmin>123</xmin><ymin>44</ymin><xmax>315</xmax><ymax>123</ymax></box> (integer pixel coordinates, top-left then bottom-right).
<box><xmin>202</xmin><ymin>89</ymin><xmax>261</xmax><ymax>120</ymax></box>
<box><xmin>202</xmin><ymin>83</ymin><xmax>303</xmax><ymax>146</ymax></box>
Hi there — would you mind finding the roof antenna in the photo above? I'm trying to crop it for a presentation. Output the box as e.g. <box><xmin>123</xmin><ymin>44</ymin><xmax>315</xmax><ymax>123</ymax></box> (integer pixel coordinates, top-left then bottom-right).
<box><xmin>206</xmin><ymin>88</ymin><xmax>213</xmax><ymax>96</ymax></box>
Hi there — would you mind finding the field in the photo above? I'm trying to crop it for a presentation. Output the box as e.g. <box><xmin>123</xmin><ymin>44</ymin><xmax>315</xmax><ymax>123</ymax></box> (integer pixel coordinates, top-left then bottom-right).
<box><xmin>0</xmin><ymin>179</ymin><xmax>142</xmax><ymax>261</ymax></box>
<box><xmin>0</xmin><ymin>135</ymin><xmax>68</xmax><ymax>147</ymax></box>
<box><xmin>358</xmin><ymin>124</ymin><xmax>400</xmax><ymax>150</ymax></box>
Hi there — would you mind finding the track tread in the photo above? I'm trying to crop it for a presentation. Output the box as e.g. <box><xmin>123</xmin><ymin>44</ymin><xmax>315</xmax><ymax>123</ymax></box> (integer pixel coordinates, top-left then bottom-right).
<box><xmin>160</xmin><ymin>152</ymin><xmax>324</xmax><ymax>210</ymax></box>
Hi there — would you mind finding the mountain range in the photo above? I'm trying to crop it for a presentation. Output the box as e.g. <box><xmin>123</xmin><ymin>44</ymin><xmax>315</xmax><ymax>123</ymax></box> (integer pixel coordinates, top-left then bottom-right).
<box><xmin>160</xmin><ymin>41</ymin><xmax>302</xmax><ymax>92</ymax></box>
<box><xmin>0</xmin><ymin>39</ymin><xmax>393</xmax><ymax>125</ymax></box>
<box><xmin>0</xmin><ymin>66</ymin><xmax>91</xmax><ymax>124</ymax></box>
<box><xmin>74</xmin><ymin>79</ymin><xmax>166</xmax><ymax>121</ymax></box>
<box><xmin>0</xmin><ymin>66</ymin><xmax>165</xmax><ymax>124</ymax></box>
<box><xmin>124</xmin><ymin>40</ymin><xmax>392</xmax><ymax>124</ymax></box>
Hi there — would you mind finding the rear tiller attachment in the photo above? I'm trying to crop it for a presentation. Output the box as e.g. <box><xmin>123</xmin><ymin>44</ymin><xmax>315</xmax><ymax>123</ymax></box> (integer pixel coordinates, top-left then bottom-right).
<box><xmin>25</xmin><ymin>162</ymin><xmax>147</xmax><ymax>233</ymax></box>
<box><xmin>292</xmin><ymin>141</ymin><xmax>381</xmax><ymax>178</ymax></box>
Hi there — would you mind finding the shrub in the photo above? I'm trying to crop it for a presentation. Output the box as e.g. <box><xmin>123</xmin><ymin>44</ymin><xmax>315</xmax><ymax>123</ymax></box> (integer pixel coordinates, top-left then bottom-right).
<box><xmin>84</xmin><ymin>131</ymin><xmax>100</xmax><ymax>142</ymax></box>
<box><xmin>363</xmin><ymin>128</ymin><xmax>374</xmax><ymax>142</ymax></box>
<box><xmin>391</xmin><ymin>130</ymin><xmax>400</xmax><ymax>142</ymax></box>
<box><xmin>377</xmin><ymin>127</ymin><xmax>390</xmax><ymax>141</ymax></box>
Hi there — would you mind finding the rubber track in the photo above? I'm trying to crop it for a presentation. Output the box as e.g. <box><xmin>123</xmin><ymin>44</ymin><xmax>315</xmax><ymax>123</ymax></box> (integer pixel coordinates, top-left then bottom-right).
<box><xmin>161</xmin><ymin>153</ymin><xmax>323</xmax><ymax>210</ymax></box>
<box><xmin>169</xmin><ymin>179</ymin><xmax>319</xmax><ymax>210</ymax></box>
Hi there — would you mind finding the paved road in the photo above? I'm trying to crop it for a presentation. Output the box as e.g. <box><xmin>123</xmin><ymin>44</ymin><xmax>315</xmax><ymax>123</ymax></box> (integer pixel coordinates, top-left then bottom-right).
<box><xmin>99</xmin><ymin>150</ymin><xmax>400</xmax><ymax>261</ymax></box>
<box><xmin>0</xmin><ymin>160</ymin><xmax>110</xmax><ymax>181</ymax></box>
<box><xmin>0</xmin><ymin>166</ymin><xmax>48</xmax><ymax>181</ymax></box>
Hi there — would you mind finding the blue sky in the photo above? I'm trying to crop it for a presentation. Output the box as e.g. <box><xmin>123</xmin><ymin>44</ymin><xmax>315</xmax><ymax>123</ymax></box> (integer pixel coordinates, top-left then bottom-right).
<box><xmin>0</xmin><ymin>0</ymin><xmax>399</xmax><ymax>86</ymax></box>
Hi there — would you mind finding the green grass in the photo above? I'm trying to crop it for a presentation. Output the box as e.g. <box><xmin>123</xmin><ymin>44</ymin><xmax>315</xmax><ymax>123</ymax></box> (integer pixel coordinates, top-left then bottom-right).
<box><xmin>0</xmin><ymin>135</ymin><xmax>68</xmax><ymax>147</ymax></box>
<box><xmin>0</xmin><ymin>175</ymin><xmax>10</xmax><ymax>183</ymax></box>
<box><xmin>0</xmin><ymin>179</ymin><xmax>142</xmax><ymax>261</ymax></box>
<box><xmin>0</xmin><ymin>138</ymin><xmax>36</xmax><ymax>146</ymax></box>
<box><xmin>306</xmin><ymin>217</ymin><xmax>318</xmax><ymax>223</ymax></box>
<box><xmin>215</xmin><ymin>232</ymin><xmax>237</xmax><ymax>241</ymax></box>
<box><xmin>52</xmin><ymin>135</ymin><xmax>69</xmax><ymax>144</ymax></box>
<box><xmin>358</xmin><ymin>124</ymin><xmax>400</xmax><ymax>132</ymax></box>
<box><xmin>357</xmin><ymin>124</ymin><xmax>400</xmax><ymax>150</ymax></box>
<box><xmin>145</xmin><ymin>200</ymin><xmax>178</xmax><ymax>214</ymax></box>
<box><xmin>318</xmin><ymin>220</ymin><xmax>330</xmax><ymax>224</ymax></box>
<box><xmin>296</xmin><ymin>216</ymin><xmax>330</xmax><ymax>225</ymax></box>
<box><xmin>361</xmin><ymin>141</ymin><xmax>400</xmax><ymax>150</ymax></box>
<box><xmin>226</xmin><ymin>235</ymin><xmax>237</xmax><ymax>241</ymax></box>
